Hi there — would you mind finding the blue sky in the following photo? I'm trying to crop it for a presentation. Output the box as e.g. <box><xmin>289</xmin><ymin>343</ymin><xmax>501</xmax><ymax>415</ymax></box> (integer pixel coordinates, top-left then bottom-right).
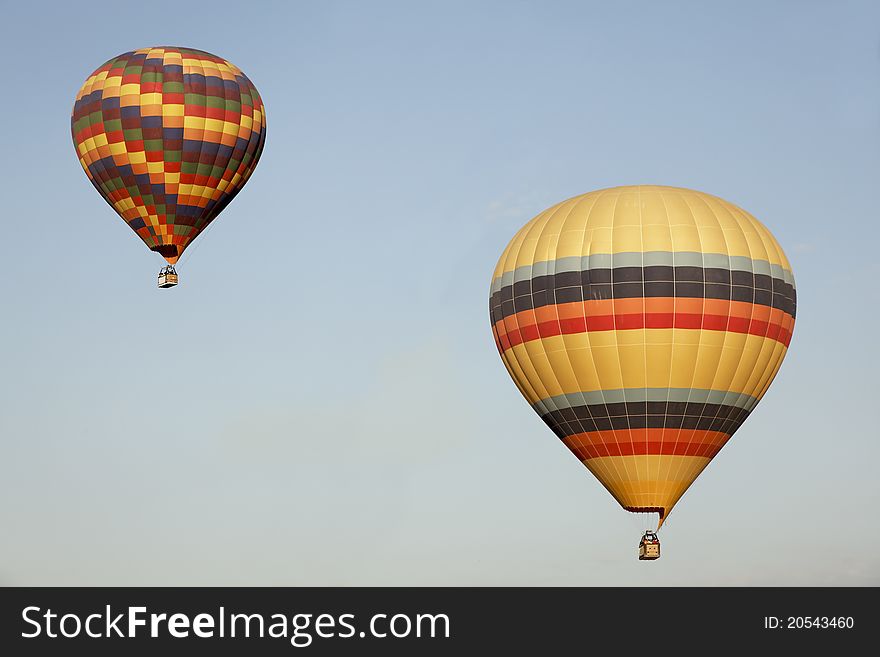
<box><xmin>0</xmin><ymin>0</ymin><xmax>877</xmax><ymax>584</ymax></box>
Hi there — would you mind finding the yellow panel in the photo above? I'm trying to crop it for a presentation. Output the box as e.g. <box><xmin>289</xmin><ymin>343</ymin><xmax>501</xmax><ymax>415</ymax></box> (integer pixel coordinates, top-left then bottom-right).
<box><xmin>527</xmin><ymin>225</ymin><xmax>553</xmax><ymax>262</ymax></box>
<box><xmin>588</xmin><ymin>191</ymin><xmax>618</xmax><ymax>228</ymax></box>
<box><xmin>618</xmin><ymin>345</ymin><xmax>647</xmax><ymax>388</ymax></box>
<box><xmin>591</xmin><ymin>347</ymin><xmax>624</xmax><ymax>390</ymax></box>
<box><xmin>698</xmin><ymin>328</ymin><xmax>727</xmax><ymax>348</ymax></box>
<box><xmin>544</xmin><ymin>350</ymin><xmax>581</xmax><ymax>392</ymax></box>
<box><xmin>557</xmin><ymin>229</ymin><xmax>587</xmax><ymax>256</ymax></box>
<box><xmin>692</xmin><ymin>340</ymin><xmax>724</xmax><ymax>390</ymax></box>
<box><xmin>184</xmin><ymin>116</ymin><xmax>207</xmax><ymax>129</ymax></box>
<box><xmin>720</xmin><ymin>226</ymin><xmax>749</xmax><ymax>256</ymax></box>
<box><xmin>511</xmin><ymin>235</ymin><xmax>539</xmax><ymax>270</ymax></box>
<box><xmin>611</xmin><ymin>226</ymin><xmax>642</xmax><ymax>252</ymax></box>
<box><xmin>644</xmin><ymin>344</ymin><xmax>673</xmax><ymax>386</ymax></box>
<box><xmin>204</xmin><ymin>118</ymin><xmax>225</xmax><ymax>133</ymax></box>
<box><xmin>672</xmin><ymin>327</ymin><xmax>702</xmax><ymax>346</ymax></box>
<box><xmin>510</xmin><ymin>210</ymin><xmax>553</xmax><ymax>270</ymax></box>
<box><xmin>752</xmin><ymin>348</ymin><xmax>787</xmax><ymax>400</ymax></box>
<box><xmin>500</xmin><ymin>355</ymin><xmax>533</xmax><ymax>402</ymax></box>
<box><xmin>583</xmin><ymin>455</ymin><xmax>712</xmax><ymax>514</ymax></box>
<box><xmin>640</xmin><ymin>189</ymin><xmax>670</xmax><ymax>226</ymax></box>
<box><xmin>743</xmin><ymin>338</ymin><xmax>785</xmax><ymax>399</ymax></box>
<box><xmin>696</xmin><ymin>225</ymin><xmax>728</xmax><ymax>253</ymax></box>
<box><xmin>559</xmin><ymin>333</ymin><xmax>587</xmax><ymax>351</ymax></box>
<box><xmin>581</xmin><ymin>331</ymin><xmax>618</xmax><ymax>349</ymax></box>
<box><xmin>658</xmin><ymin>190</ymin><xmax>694</xmax><ymax>225</ymax></box>
<box><xmin>103</xmin><ymin>74</ymin><xmax>123</xmax><ymax>89</ymax></box>
<box><xmin>520</xmin><ymin>340</ymin><xmax>556</xmax><ymax>396</ymax></box>
<box><xmin>566</xmin><ymin>348</ymin><xmax>602</xmax><ymax>393</ymax></box>
<box><xmin>686</xmin><ymin>192</ymin><xmax>720</xmax><ymax>227</ymax></box>
<box><xmin>612</xmin><ymin>190</ymin><xmax>641</xmax><ymax>226</ymax></box>
<box><xmin>670</xmin><ymin>344</ymin><xmax>698</xmax><ymax>385</ymax></box>
<box><xmin>669</xmin><ymin>225</ymin><xmax>703</xmax><ymax>251</ymax></box>
<box><xmin>644</xmin><ymin>328</ymin><xmax>674</xmax><ymax>346</ymax></box>
<box><xmin>558</xmin><ymin>196</ymin><xmax>591</xmax><ymax>233</ymax></box>
<box><xmin>615</xmin><ymin>328</ymin><xmax>646</xmax><ymax>346</ymax></box>
<box><xmin>641</xmin><ymin>223</ymin><xmax>673</xmax><ymax>251</ymax></box>
<box><xmin>754</xmin><ymin>221</ymin><xmax>791</xmax><ymax>269</ymax></box>
<box><xmin>744</xmin><ymin>230</ymin><xmax>771</xmax><ymax>262</ymax></box>
<box><xmin>533</xmin><ymin>226</ymin><xmax>557</xmax><ymax>264</ymax></box>
<box><xmin>500</xmin><ymin>351</ymin><xmax>540</xmax><ymax>404</ymax></box>
<box><xmin>728</xmin><ymin>348</ymin><xmax>760</xmax><ymax>391</ymax></box>
<box><xmin>582</xmin><ymin>200</ymin><xmax>612</xmax><ymax>229</ymax></box>
<box><xmin>587</xmin><ymin>227</ymin><xmax>613</xmax><ymax>254</ymax></box>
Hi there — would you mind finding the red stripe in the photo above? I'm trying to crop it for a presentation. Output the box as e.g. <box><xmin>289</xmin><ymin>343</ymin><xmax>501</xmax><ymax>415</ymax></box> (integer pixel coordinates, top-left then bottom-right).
<box><xmin>494</xmin><ymin>305</ymin><xmax>793</xmax><ymax>351</ymax></box>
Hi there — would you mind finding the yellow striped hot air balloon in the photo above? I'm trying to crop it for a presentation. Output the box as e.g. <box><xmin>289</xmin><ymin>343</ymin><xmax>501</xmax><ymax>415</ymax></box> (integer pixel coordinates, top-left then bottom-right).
<box><xmin>489</xmin><ymin>186</ymin><xmax>796</xmax><ymax>558</ymax></box>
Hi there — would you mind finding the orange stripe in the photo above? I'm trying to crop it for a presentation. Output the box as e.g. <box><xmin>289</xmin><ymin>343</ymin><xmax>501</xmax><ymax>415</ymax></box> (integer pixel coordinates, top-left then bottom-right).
<box><xmin>562</xmin><ymin>428</ymin><xmax>731</xmax><ymax>459</ymax></box>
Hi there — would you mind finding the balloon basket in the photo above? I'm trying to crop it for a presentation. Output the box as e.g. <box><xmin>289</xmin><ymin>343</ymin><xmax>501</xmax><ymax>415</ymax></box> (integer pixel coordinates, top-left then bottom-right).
<box><xmin>638</xmin><ymin>531</ymin><xmax>660</xmax><ymax>561</ymax></box>
<box><xmin>158</xmin><ymin>265</ymin><xmax>179</xmax><ymax>288</ymax></box>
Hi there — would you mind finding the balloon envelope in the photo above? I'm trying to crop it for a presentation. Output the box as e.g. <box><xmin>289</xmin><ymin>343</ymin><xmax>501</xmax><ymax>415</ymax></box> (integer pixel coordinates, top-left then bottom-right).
<box><xmin>489</xmin><ymin>186</ymin><xmax>796</xmax><ymax>525</ymax></box>
<box><xmin>71</xmin><ymin>47</ymin><xmax>266</xmax><ymax>264</ymax></box>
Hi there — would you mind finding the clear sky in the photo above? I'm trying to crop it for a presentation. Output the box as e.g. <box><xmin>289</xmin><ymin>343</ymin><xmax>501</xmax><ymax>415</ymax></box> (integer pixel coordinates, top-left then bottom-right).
<box><xmin>0</xmin><ymin>0</ymin><xmax>877</xmax><ymax>585</ymax></box>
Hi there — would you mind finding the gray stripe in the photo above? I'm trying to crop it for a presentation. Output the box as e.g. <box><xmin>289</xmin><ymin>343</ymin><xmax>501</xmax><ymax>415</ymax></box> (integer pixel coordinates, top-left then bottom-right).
<box><xmin>491</xmin><ymin>251</ymin><xmax>796</xmax><ymax>291</ymax></box>
<box><xmin>672</xmin><ymin>252</ymin><xmax>705</xmax><ymax>267</ymax></box>
<box><xmin>728</xmin><ymin>255</ymin><xmax>754</xmax><ymax>273</ymax></box>
<box><xmin>770</xmin><ymin>263</ymin><xmax>787</xmax><ymax>280</ymax></box>
<box><xmin>586</xmin><ymin>253</ymin><xmax>613</xmax><ymax>268</ymax></box>
<box><xmin>533</xmin><ymin>388</ymin><xmax>760</xmax><ymax>416</ymax></box>
<box><xmin>702</xmin><ymin>253</ymin><xmax>731</xmax><ymax>269</ymax></box>
<box><xmin>611</xmin><ymin>252</ymin><xmax>643</xmax><ymax>267</ymax></box>
<box><xmin>643</xmin><ymin>251</ymin><xmax>674</xmax><ymax>266</ymax></box>
<box><xmin>549</xmin><ymin>256</ymin><xmax>584</xmax><ymax>275</ymax></box>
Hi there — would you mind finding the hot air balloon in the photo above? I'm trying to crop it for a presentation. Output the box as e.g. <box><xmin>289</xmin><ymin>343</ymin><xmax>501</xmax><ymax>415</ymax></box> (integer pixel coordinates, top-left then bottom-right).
<box><xmin>489</xmin><ymin>186</ymin><xmax>796</xmax><ymax>559</ymax></box>
<box><xmin>71</xmin><ymin>47</ymin><xmax>267</xmax><ymax>287</ymax></box>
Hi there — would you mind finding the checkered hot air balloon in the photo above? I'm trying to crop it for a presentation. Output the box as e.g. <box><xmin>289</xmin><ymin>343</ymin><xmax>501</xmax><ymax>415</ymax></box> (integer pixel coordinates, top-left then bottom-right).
<box><xmin>489</xmin><ymin>186</ymin><xmax>796</xmax><ymax>554</ymax></box>
<box><xmin>71</xmin><ymin>47</ymin><xmax>266</xmax><ymax>287</ymax></box>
